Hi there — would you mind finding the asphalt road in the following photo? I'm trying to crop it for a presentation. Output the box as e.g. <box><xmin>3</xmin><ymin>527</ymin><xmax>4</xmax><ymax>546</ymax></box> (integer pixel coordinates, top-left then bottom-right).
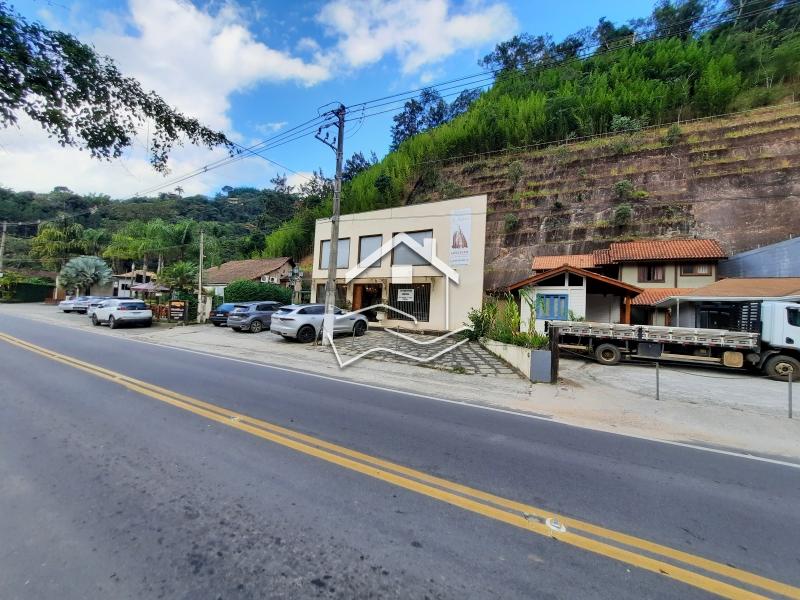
<box><xmin>1</xmin><ymin>313</ymin><xmax>799</xmax><ymax>600</ymax></box>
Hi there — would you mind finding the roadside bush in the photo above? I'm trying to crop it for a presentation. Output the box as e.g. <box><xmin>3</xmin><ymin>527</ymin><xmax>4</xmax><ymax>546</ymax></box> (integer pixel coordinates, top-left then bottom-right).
<box><xmin>224</xmin><ymin>279</ymin><xmax>293</xmax><ymax>304</ymax></box>
<box><xmin>464</xmin><ymin>298</ymin><xmax>498</xmax><ymax>341</ymax></box>
<box><xmin>465</xmin><ymin>293</ymin><xmax>548</xmax><ymax>349</ymax></box>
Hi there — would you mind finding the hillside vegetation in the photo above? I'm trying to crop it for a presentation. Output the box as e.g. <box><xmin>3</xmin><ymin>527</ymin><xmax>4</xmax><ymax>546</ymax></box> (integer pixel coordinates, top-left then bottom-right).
<box><xmin>263</xmin><ymin>0</ymin><xmax>800</xmax><ymax>260</ymax></box>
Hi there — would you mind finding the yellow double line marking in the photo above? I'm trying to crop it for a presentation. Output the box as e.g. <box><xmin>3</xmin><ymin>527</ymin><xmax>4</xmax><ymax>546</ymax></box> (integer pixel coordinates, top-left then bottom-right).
<box><xmin>2</xmin><ymin>331</ymin><xmax>798</xmax><ymax>600</ymax></box>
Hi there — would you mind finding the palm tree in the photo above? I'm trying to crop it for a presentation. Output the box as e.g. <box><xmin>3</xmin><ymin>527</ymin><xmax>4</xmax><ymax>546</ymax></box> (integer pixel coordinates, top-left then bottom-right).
<box><xmin>159</xmin><ymin>261</ymin><xmax>198</xmax><ymax>294</ymax></box>
<box><xmin>81</xmin><ymin>228</ymin><xmax>110</xmax><ymax>255</ymax></box>
<box><xmin>59</xmin><ymin>256</ymin><xmax>113</xmax><ymax>295</ymax></box>
<box><xmin>30</xmin><ymin>220</ymin><xmax>86</xmax><ymax>271</ymax></box>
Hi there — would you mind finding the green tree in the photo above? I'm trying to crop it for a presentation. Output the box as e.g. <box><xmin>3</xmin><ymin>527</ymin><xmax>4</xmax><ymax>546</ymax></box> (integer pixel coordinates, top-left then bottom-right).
<box><xmin>159</xmin><ymin>261</ymin><xmax>197</xmax><ymax>294</ymax></box>
<box><xmin>30</xmin><ymin>220</ymin><xmax>86</xmax><ymax>271</ymax></box>
<box><xmin>59</xmin><ymin>255</ymin><xmax>112</xmax><ymax>295</ymax></box>
<box><xmin>0</xmin><ymin>2</ymin><xmax>233</xmax><ymax>171</ymax></box>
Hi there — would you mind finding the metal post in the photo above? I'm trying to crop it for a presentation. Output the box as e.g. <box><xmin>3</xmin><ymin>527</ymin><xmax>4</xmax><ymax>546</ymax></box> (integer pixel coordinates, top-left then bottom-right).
<box><xmin>197</xmin><ymin>229</ymin><xmax>204</xmax><ymax>323</ymax></box>
<box><xmin>0</xmin><ymin>221</ymin><xmax>7</xmax><ymax>273</ymax></box>
<box><xmin>320</xmin><ymin>104</ymin><xmax>346</xmax><ymax>346</ymax></box>
<box><xmin>656</xmin><ymin>362</ymin><xmax>660</xmax><ymax>401</ymax></box>
<box><xmin>789</xmin><ymin>372</ymin><xmax>793</xmax><ymax>419</ymax></box>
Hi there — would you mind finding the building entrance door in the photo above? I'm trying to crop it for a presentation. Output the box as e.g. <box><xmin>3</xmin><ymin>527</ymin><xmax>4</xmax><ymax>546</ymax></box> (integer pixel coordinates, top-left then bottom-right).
<box><xmin>352</xmin><ymin>283</ymin><xmax>383</xmax><ymax>321</ymax></box>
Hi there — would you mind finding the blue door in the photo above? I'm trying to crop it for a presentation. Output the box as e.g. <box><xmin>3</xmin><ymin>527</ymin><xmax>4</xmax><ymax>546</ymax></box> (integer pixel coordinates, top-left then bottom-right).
<box><xmin>536</xmin><ymin>293</ymin><xmax>569</xmax><ymax>320</ymax></box>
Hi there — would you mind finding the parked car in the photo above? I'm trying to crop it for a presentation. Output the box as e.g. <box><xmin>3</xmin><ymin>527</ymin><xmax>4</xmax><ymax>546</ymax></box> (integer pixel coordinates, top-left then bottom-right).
<box><xmin>209</xmin><ymin>302</ymin><xmax>236</xmax><ymax>327</ymax></box>
<box><xmin>270</xmin><ymin>304</ymin><xmax>368</xmax><ymax>343</ymax></box>
<box><xmin>86</xmin><ymin>297</ymin><xmax>113</xmax><ymax>318</ymax></box>
<box><xmin>71</xmin><ymin>296</ymin><xmax>96</xmax><ymax>313</ymax></box>
<box><xmin>226</xmin><ymin>301</ymin><xmax>283</xmax><ymax>333</ymax></box>
<box><xmin>58</xmin><ymin>296</ymin><xmax>77</xmax><ymax>312</ymax></box>
<box><xmin>91</xmin><ymin>299</ymin><xmax>153</xmax><ymax>328</ymax></box>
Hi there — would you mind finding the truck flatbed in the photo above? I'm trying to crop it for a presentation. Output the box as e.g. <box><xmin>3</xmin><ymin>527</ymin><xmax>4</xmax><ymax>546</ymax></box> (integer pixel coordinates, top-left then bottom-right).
<box><xmin>548</xmin><ymin>320</ymin><xmax>760</xmax><ymax>350</ymax></box>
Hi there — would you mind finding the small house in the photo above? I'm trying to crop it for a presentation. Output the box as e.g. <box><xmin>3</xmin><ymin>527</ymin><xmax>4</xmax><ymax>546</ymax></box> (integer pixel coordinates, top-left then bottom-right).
<box><xmin>203</xmin><ymin>257</ymin><xmax>295</xmax><ymax>298</ymax></box>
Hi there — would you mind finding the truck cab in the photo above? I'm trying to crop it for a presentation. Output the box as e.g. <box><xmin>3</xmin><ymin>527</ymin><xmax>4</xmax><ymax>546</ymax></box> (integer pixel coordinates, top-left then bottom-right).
<box><xmin>758</xmin><ymin>301</ymin><xmax>800</xmax><ymax>379</ymax></box>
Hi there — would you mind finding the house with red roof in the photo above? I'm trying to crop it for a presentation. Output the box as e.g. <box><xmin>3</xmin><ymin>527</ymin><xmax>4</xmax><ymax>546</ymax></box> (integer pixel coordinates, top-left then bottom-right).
<box><xmin>509</xmin><ymin>239</ymin><xmax>727</xmax><ymax>328</ymax></box>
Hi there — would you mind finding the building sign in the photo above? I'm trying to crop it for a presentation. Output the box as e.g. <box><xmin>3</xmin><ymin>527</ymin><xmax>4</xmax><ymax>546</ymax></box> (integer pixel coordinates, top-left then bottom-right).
<box><xmin>397</xmin><ymin>288</ymin><xmax>415</xmax><ymax>302</ymax></box>
<box><xmin>449</xmin><ymin>208</ymin><xmax>471</xmax><ymax>266</ymax></box>
<box><xmin>169</xmin><ymin>299</ymin><xmax>187</xmax><ymax>320</ymax></box>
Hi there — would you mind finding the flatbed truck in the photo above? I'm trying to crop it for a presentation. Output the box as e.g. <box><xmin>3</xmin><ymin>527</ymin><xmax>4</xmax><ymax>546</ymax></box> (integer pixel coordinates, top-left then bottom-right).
<box><xmin>548</xmin><ymin>300</ymin><xmax>800</xmax><ymax>380</ymax></box>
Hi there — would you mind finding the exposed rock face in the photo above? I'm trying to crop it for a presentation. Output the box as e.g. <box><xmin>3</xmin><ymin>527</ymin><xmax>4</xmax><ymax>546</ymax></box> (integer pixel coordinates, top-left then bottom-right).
<box><xmin>407</xmin><ymin>104</ymin><xmax>800</xmax><ymax>289</ymax></box>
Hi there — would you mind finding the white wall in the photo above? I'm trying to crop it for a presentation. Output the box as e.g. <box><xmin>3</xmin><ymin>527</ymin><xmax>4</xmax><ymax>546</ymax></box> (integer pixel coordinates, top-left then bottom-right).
<box><xmin>585</xmin><ymin>294</ymin><xmax>621</xmax><ymax>323</ymax></box>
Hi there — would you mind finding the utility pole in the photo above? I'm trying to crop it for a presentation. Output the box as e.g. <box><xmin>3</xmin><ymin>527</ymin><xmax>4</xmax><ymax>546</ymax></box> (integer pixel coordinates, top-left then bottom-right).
<box><xmin>0</xmin><ymin>221</ymin><xmax>7</xmax><ymax>273</ymax></box>
<box><xmin>197</xmin><ymin>229</ymin><xmax>204</xmax><ymax>323</ymax></box>
<box><xmin>316</xmin><ymin>104</ymin><xmax>346</xmax><ymax>346</ymax></box>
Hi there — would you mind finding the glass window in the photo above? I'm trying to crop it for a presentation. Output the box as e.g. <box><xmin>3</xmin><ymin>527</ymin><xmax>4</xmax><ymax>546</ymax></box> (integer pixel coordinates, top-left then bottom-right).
<box><xmin>788</xmin><ymin>308</ymin><xmax>800</xmax><ymax>328</ymax></box>
<box><xmin>392</xmin><ymin>230</ymin><xmax>433</xmax><ymax>266</ymax></box>
<box><xmin>358</xmin><ymin>235</ymin><xmax>383</xmax><ymax>268</ymax></box>
<box><xmin>638</xmin><ymin>264</ymin><xmax>665</xmax><ymax>283</ymax></box>
<box><xmin>680</xmin><ymin>264</ymin><xmax>712</xmax><ymax>276</ymax></box>
<box><xmin>536</xmin><ymin>294</ymin><xmax>569</xmax><ymax>320</ymax></box>
<box><xmin>319</xmin><ymin>238</ymin><xmax>350</xmax><ymax>269</ymax></box>
<box><xmin>299</xmin><ymin>305</ymin><xmax>325</xmax><ymax>315</ymax></box>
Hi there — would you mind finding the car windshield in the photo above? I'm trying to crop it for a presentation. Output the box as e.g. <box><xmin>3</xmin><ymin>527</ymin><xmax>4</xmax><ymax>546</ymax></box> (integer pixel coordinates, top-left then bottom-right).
<box><xmin>218</xmin><ymin>303</ymin><xmax>235</xmax><ymax>311</ymax></box>
<box><xmin>232</xmin><ymin>305</ymin><xmax>252</xmax><ymax>312</ymax></box>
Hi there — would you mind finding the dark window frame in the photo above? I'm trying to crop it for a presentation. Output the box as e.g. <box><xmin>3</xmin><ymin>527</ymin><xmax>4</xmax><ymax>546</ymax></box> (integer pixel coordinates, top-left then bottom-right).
<box><xmin>319</xmin><ymin>238</ymin><xmax>351</xmax><ymax>269</ymax></box>
<box><xmin>679</xmin><ymin>263</ymin><xmax>712</xmax><ymax>276</ymax></box>
<box><xmin>788</xmin><ymin>307</ymin><xmax>800</xmax><ymax>328</ymax></box>
<box><xmin>637</xmin><ymin>264</ymin><xmax>665</xmax><ymax>283</ymax></box>
<box><xmin>391</xmin><ymin>229</ymin><xmax>434</xmax><ymax>266</ymax></box>
<box><xmin>358</xmin><ymin>234</ymin><xmax>383</xmax><ymax>267</ymax></box>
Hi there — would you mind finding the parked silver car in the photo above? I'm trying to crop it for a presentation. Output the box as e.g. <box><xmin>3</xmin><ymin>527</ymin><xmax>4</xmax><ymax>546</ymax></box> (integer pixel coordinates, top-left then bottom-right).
<box><xmin>226</xmin><ymin>301</ymin><xmax>283</xmax><ymax>333</ymax></box>
<box><xmin>270</xmin><ymin>304</ymin><xmax>368</xmax><ymax>343</ymax></box>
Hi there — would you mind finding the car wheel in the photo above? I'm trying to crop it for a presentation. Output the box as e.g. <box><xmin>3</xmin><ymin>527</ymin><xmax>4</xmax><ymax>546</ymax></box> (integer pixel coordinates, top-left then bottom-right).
<box><xmin>297</xmin><ymin>325</ymin><xmax>316</xmax><ymax>343</ymax></box>
<box><xmin>594</xmin><ymin>343</ymin><xmax>621</xmax><ymax>365</ymax></box>
<box><xmin>91</xmin><ymin>315</ymin><xmax>100</xmax><ymax>326</ymax></box>
<box><xmin>764</xmin><ymin>355</ymin><xmax>800</xmax><ymax>381</ymax></box>
<box><xmin>144</xmin><ymin>319</ymin><xmax>153</xmax><ymax>328</ymax></box>
<box><xmin>249</xmin><ymin>320</ymin><xmax>263</xmax><ymax>334</ymax></box>
<box><xmin>63</xmin><ymin>310</ymin><xmax>71</xmax><ymax>313</ymax></box>
<box><xmin>212</xmin><ymin>322</ymin><xmax>222</xmax><ymax>327</ymax></box>
<box><xmin>353</xmin><ymin>320</ymin><xmax>367</xmax><ymax>336</ymax></box>
<box><xmin>108</xmin><ymin>316</ymin><xmax>118</xmax><ymax>329</ymax></box>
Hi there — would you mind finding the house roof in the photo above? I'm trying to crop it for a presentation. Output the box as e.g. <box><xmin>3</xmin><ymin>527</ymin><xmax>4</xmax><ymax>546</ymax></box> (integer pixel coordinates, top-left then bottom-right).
<box><xmin>683</xmin><ymin>278</ymin><xmax>800</xmax><ymax>298</ymax></box>
<box><xmin>507</xmin><ymin>265</ymin><xmax>643</xmax><ymax>295</ymax></box>
<box><xmin>203</xmin><ymin>257</ymin><xmax>293</xmax><ymax>285</ymax></box>
<box><xmin>532</xmin><ymin>254</ymin><xmax>596</xmax><ymax>270</ymax></box>
<box><xmin>632</xmin><ymin>288</ymin><xmax>696</xmax><ymax>306</ymax></box>
<box><xmin>529</xmin><ymin>239</ymin><xmax>724</xmax><ymax>271</ymax></box>
<box><xmin>607</xmin><ymin>239</ymin><xmax>726</xmax><ymax>262</ymax></box>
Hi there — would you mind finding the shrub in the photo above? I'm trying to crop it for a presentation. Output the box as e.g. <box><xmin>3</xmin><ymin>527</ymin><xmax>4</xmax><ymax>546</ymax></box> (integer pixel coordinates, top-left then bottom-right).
<box><xmin>224</xmin><ymin>279</ymin><xmax>293</xmax><ymax>304</ymax></box>
<box><xmin>662</xmin><ymin>123</ymin><xmax>682</xmax><ymax>146</ymax></box>
<box><xmin>613</xmin><ymin>179</ymin><xmax>635</xmax><ymax>200</ymax></box>
<box><xmin>614</xmin><ymin>203</ymin><xmax>633</xmax><ymax>226</ymax></box>
<box><xmin>610</xmin><ymin>114</ymin><xmax>646</xmax><ymax>133</ymax></box>
<box><xmin>504</xmin><ymin>213</ymin><xmax>520</xmax><ymax>232</ymax></box>
<box><xmin>507</xmin><ymin>160</ymin><xmax>524</xmax><ymax>186</ymax></box>
<box><xmin>553</xmin><ymin>200</ymin><xmax>564</xmax><ymax>210</ymax></box>
<box><xmin>464</xmin><ymin>299</ymin><xmax>498</xmax><ymax>340</ymax></box>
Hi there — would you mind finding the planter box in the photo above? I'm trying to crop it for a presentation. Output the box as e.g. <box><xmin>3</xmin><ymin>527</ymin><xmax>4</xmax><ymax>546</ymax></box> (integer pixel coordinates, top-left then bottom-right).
<box><xmin>480</xmin><ymin>339</ymin><xmax>553</xmax><ymax>383</ymax></box>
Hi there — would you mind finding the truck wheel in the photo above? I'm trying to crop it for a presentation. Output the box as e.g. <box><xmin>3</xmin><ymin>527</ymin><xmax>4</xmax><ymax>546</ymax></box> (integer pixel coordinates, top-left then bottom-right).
<box><xmin>595</xmin><ymin>343</ymin><xmax>621</xmax><ymax>366</ymax></box>
<box><xmin>764</xmin><ymin>355</ymin><xmax>800</xmax><ymax>381</ymax></box>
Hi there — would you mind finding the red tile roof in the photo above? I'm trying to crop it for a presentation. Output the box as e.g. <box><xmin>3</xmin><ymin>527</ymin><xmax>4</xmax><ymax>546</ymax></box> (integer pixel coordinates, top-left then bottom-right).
<box><xmin>532</xmin><ymin>254</ymin><xmax>596</xmax><ymax>270</ymax></box>
<box><xmin>203</xmin><ymin>257</ymin><xmax>293</xmax><ymax>284</ymax></box>
<box><xmin>592</xmin><ymin>248</ymin><xmax>612</xmax><ymax>265</ymax></box>
<box><xmin>608</xmin><ymin>239</ymin><xmax>725</xmax><ymax>262</ymax></box>
<box><xmin>507</xmin><ymin>265</ymin><xmax>643</xmax><ymax>295</ymax></box>
<box><xmin>632</xmin><ymin>288</ymin><xmax>696</xmax><ymax>306</ymax></box>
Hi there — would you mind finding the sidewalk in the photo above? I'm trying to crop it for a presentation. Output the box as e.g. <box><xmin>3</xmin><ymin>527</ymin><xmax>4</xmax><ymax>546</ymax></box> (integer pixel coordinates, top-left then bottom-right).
<box><xmin>3</xmin><ymin>303</ymin><xmax>800</xmax><ymax>461</ymax></box>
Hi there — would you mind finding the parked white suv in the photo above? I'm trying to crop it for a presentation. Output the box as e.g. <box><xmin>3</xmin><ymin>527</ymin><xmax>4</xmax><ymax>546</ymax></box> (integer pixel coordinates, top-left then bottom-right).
<box><xmin>92</xmin><ymin>299</ymin><xmax>153</xmax><ymax>329</ymax></box>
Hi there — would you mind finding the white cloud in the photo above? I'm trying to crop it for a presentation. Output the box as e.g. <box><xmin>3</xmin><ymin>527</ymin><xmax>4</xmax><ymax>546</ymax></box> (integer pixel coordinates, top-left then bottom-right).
<box><xmin>318</xmin><ymin>0</ymin><xmax>516</xmax><ymax>74</ymax></box>
<box><xmin>0</xmin><ymin>0</ymin><xmax>330</xmax><ymax>197</ymax></box>
<box><xmin>254</xmin><ymin>121</ymin><xmax>289</xmax><ymax>135</ymax></box>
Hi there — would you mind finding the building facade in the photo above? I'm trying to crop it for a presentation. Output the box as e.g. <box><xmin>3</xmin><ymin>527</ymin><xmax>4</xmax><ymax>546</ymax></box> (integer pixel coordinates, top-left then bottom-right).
<box><xmin>312</xmin><ymin>195</ymin><xmax>487</xmax><ymax>332</ymax></box>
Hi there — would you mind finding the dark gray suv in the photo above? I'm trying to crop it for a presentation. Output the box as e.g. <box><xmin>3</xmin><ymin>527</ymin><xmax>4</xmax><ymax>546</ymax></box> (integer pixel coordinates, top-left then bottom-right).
<box><xmin>226</xmin><ymin>301</ymin><xmax>283</xmax><ymax>333</ymax></box>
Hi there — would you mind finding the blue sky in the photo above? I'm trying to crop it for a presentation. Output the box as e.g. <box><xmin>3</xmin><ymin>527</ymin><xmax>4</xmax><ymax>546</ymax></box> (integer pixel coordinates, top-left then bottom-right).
<box><xmin>3</xmin><ymin>0</ymin><xmax>657</xmax><ymax>197</ymax></box>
